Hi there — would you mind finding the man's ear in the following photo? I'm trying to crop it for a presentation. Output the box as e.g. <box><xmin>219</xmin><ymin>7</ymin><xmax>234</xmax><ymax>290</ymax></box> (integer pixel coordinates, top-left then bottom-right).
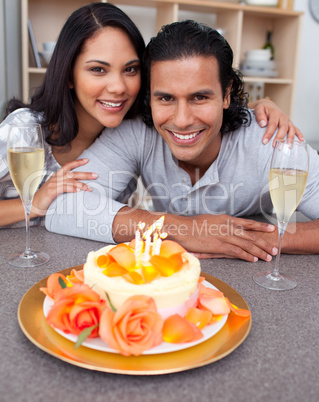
<box><xmin>223</xmin><ymin>82</ymin><xmax>232</xmax><ymax>109</ymax></box>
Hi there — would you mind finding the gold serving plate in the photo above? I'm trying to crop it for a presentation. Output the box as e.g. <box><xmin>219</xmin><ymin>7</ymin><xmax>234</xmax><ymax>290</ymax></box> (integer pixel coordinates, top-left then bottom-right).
<box><xmin>18</xmin><ymin>267</ymin><xmax>251</xmax><ymax>375</ymax></box>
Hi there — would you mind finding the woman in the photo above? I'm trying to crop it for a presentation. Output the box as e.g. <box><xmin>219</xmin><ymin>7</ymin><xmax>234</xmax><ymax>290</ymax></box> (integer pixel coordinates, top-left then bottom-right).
<box><xmin>0</xmin><ymin>2</ymin><xmax>301</xmax><ymax>228</ymax></box>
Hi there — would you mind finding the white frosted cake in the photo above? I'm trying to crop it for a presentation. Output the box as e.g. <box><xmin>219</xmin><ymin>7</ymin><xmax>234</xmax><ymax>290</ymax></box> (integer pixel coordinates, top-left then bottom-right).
<box><xmin>83</xmin><ymin>240</ymin><xmax>201</xmax><ymax>318</ymax></box>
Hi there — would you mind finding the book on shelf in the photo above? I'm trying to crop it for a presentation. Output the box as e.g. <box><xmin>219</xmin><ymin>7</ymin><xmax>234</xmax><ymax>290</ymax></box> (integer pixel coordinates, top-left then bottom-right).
<box><xmin>28</xmin><ymin>19</ymin><xmax>42</xmax><ymax>68</ymax></box>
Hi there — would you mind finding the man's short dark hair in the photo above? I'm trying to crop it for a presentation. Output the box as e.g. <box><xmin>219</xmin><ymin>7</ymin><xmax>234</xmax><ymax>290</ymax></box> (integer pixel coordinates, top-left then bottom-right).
<box><xmin>142</xmin><ymin>19</ymin><xmax>250</xmax><ymax>133</ymax></box>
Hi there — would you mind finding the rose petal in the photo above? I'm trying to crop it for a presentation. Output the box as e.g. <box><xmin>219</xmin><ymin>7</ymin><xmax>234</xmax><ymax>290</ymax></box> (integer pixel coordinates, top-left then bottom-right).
<box><xmin>103</xmin><ymin>262</ymin><xmax>128</xmax><ymax>277</ymax></box>
<box><xmin>108</xmin><ymin>244</ymin><xmax>136</xmax><ymax>271</ymax></box>
<box><xmin>142</xmin><ymin>263</ymin><xmax>160</xmax><ymax>283</ymax></box>
<box><xmin>67</xmin><ymin>268</ymin><xmax>84</xmax><ymax>284</ymax></box>
<box><xmin>96</xmin><ymin>254</ymin><xmax>114</xmax><ymax>268</ymax></box>
<box><xmin>198</xmin><ymin>295</ymin><xmax>230</xmax><ymax>316</ymax></box>
<box><xmin>163</xmin><ymin>314</ymin><xmax>203</xmax><ymax>343</ymax></box>
<box><xmin>99</xmin><ymin>309</ymin><xmax>119</xmax><ymax>350</ymax></box>
<box><xmin>122</xmin><ymin>271</ymin><xmax>144</xmax><ymax>284</ymax></box>
<box><xmin>199</xmin><ymin>282</ymin><xmax>224</xmax><ymax>298</ymax></box>
<box><xmin>226</xmin><ymin>299</ymin><xmax>251</xmax><ymax>318</ymax></box>
<box><xmin>159</xmin><ymin>240</ymin><xmax>186</xmax><ymax>258</ymax></box>
<box><xmin>149</xmin><ymin>255</ymin><xmax>177</xmax><ymax>277</ymax></box>
<box><xmin>185</xmin><ymin>307</ymin><xmax>212</xmax><ymax>329</ymax></box>
<box><xmin>39</xmin><ymin>273</ymin><xmax>67</xmax><ymax>299</ymax></box>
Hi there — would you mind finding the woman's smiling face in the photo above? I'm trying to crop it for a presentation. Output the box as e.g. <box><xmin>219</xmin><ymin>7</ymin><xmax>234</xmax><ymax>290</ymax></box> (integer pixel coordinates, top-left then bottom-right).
<box><xmin>71</xmin><ymin>27</ymin><xmax>141</xmax><ymax>131</ymax></box>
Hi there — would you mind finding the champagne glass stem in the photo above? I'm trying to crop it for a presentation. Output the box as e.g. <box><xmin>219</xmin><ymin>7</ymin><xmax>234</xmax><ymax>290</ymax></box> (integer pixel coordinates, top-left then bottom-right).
<box><xmin>272</xmin><ymin>221</ymin><xmax>287</xmax><ymax>277</ymax></box>
<box><xmin>23</xmin><ymin>202</ymin><xmax>33</xmax><ymax>258</ymax></box>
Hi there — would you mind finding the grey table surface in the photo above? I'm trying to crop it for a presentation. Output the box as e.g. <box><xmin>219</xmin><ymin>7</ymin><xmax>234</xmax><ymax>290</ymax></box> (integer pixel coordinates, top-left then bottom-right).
<box><xmin>0</xmin><ymin>224</ymin><xmax>318</xmax><ymax>402</ymax></box>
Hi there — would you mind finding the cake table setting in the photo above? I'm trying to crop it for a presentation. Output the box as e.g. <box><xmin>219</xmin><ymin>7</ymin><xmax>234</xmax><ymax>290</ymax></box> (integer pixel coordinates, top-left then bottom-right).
<box><xmin>0</xmin><ymin>215</ymin><xmax>318</xmax><ymax>402</ymax></box>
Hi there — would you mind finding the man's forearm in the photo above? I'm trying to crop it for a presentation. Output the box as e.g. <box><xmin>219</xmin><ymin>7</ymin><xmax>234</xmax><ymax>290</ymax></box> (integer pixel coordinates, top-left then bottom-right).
<box><xmin>281</xmin><ymin>220</ymin><xmax>319</xmax><ymax>254</ymax></box>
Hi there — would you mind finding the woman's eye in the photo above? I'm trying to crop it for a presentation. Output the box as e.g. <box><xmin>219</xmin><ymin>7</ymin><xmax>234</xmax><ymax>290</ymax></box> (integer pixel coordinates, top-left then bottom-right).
<box><xmin>125</xmin><ymin>66</ymin><xmax>139</xmax><ymax>74</ymax></box>
<box><xmin>91</xmin><ymin>67</ymin><xmax>105</xmax><ymax>73</ymax></box>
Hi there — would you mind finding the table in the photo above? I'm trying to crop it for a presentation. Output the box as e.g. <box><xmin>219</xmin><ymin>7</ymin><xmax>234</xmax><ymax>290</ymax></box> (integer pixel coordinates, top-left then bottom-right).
<box><xmin>1</xmin><ymin>225</ymin><xmax>318</xmax><ymax>402</ymax></box>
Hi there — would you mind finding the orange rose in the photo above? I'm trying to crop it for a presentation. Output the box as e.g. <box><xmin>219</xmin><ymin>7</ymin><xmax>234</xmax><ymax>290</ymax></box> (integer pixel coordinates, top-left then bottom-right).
<box><xmin>99</xmin><ymin>295</ymin><xmax>164</xmax><ymax>356</ymax></box>
<box><xmin>46</xmin><ymin>284</ymin><xmax>106</xmax><ymax>338</ymax></box>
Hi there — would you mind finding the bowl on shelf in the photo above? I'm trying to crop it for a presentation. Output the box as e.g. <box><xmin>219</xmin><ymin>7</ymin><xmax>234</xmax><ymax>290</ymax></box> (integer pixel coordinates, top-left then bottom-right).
<box><xmin>245</xmin><ymin>0</ymin><xmax>278</xmax><ymax>6</ymax></box>
<box><xmin>241</xmin><ymin>49</ymin><xmax>278</xmax><ymax>77</ymax></box>
<box><xmin>245</xmin><ymin>49</ymin><xmax>272</xmax><ymax>61</ymax></box>
<box><xmin>38</xmin><ymin>51</ymin><xmax>53</xmax><ymax>66</ymax></box>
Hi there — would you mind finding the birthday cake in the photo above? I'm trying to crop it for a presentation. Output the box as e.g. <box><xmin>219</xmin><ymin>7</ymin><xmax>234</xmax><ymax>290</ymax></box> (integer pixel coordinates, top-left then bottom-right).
<box><xmin>41</xmin><ymin>217</ymin><xmax>250</xmax><ymax>357</ymax></box>
<box><xmin>83</xmin><ymin>240</ymin><xmax>201</xmax><ymax>319</ymax></box>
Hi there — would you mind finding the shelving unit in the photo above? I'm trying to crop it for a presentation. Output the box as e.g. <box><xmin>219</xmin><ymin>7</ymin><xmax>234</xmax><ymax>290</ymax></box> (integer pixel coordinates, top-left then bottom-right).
<box><xmin>21</xmin><ymin>0</ymin><xmax>303</xmax><ymax>116</ymax></box>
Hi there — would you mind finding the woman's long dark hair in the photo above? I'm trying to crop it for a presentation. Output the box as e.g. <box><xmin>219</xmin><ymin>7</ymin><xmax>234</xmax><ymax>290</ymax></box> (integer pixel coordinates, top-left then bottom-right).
<box><xmin>5</xmin><ymin>3</ymin><xmax>145</xmax><ymax>146</ymax></box>
<box><xmin>142</xmin><ymin>20</ymin><xmax>250</xmax><ymax>134</ymax></box>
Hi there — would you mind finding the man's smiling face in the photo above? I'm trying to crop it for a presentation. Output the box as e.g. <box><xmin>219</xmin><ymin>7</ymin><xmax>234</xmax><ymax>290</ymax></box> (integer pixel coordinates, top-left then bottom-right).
<box><xmin>150</xmin><ymin>55</ymin><xmax>231</xmax><ymax>173</ymax></box>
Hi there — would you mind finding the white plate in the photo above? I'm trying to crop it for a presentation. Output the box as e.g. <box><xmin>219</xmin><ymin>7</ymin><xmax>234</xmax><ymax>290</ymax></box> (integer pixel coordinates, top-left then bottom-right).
<box><xmin>43</xmin><ymin>280</ymin><xmax>228</xmax><ymax>355</ymax></box>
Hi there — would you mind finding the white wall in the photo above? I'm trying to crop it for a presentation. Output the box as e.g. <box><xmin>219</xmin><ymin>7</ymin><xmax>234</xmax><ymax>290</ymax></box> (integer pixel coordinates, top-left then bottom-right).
<box><xmin>293</xmin><ymin>0</ymin><xmax>319</xmax><ymax>143</ymax></box>
<box><xmin>0</xmin><ymin>0</ymin><xmax>21</xmax><ymax>118</ymax></box>
<box><xmin>0</xmin><ymin>0</ymin><xmax>7</xmax><ymax>116</ymax></box>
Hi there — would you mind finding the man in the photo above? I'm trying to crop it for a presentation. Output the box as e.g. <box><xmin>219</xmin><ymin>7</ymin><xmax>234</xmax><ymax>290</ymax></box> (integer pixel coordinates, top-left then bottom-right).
<box><xmin>46</xmin><ymin>20</ymin><xmax>319</xmax><ymax>261</ymax></box>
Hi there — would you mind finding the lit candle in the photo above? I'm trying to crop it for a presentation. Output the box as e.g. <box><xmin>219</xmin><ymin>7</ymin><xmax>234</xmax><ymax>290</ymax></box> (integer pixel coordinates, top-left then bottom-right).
<box><xmin>134</xmin><ymin>229</ymin><xmax>142</xmax><ymax>267</ymax></box>
<box><xmin>142</xmin><ymin>231</ymin><xmax>151</xmax><ymax>262</ymax></box>
<box><xmin>154</xmin><ymin>232</ymin><xmax>168</xmax><ymax>255</ymax></box>
<box><xmin>143</xmin><ymin>216</ymin><xmax>165</xmax><ymax>239</ymax></box>
<box><xmin>153</xmin><ymin>236</ymin><xmax>161</xmax><ymax>255</ymax></box>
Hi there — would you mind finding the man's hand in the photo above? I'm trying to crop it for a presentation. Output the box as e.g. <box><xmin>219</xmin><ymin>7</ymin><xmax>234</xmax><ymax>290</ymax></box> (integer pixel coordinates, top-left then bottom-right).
<box><xmin>113</xmin><ymin>209</ymin><xmax>278</xmax><ymax>263</ymax></box>
<box><xmin>168</xmin><ymin>214</ymin><xmax>277</xmax><ymax>262</ymax></box>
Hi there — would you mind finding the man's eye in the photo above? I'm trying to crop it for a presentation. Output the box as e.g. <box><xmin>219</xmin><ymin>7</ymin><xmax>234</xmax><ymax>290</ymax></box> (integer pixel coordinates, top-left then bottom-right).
<box><xmin>160</xmin><ymin>96</ymin><xmax>172</xmax><ymax>102</ymax></box>
<box><xmin>194</xmin><ymin>95</ymin><xmax>206</xmax><ymax>101</ymax></box>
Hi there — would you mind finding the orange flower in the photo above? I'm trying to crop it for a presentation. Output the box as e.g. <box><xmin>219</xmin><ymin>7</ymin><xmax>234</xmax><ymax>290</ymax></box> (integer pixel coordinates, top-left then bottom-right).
<box><xmin>46</xmin><ymin>284</ymin><xmax>106</xmax><ymax>338</ymax></box>
<box><xmin>99</xmin><ymin>295</ymin><xmax>164</xmax><ymax>356</ymax></box>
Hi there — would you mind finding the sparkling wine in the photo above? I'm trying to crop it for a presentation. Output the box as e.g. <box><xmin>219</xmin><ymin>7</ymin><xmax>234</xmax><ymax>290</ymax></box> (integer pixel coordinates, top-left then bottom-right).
<box><xmin>269</xmin><ymin>168</ymin><xmax>308</xmax><ymax>223</ymax></box>
<box><xmin>8</xmin><ymin>147</ymin><xmax>45</xmax><ymax>203</ymax></box>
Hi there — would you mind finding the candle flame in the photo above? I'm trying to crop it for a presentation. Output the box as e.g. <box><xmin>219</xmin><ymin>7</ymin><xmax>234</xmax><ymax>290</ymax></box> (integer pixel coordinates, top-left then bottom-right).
<box><xmin>143</xmin><ymin>216</ymin><xmax>165</xmax><ymax>239</ymax></box>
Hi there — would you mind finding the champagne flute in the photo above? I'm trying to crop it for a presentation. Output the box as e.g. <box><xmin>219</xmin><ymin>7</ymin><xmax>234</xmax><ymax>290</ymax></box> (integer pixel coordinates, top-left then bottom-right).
<box><xmin>7</xmin><ymin>123</ymin><xmax>50</xmax><ymax>267</ymax></box>
<box><xmin>253</xmin><ymin>139</ymin><xmax>309</xmax><ymax>290</ymax></box>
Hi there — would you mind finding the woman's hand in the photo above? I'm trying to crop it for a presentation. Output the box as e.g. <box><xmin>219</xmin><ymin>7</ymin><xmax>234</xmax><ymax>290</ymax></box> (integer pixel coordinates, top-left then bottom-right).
<box><xmin>249</xmin><ymin>99</ymin><xmax>304</xmax><ymax>146</ymax></box>
<box><xmin>31</xmin><ymin>158</ymin><xmax>97</xmax><ymax>217</ymax></box>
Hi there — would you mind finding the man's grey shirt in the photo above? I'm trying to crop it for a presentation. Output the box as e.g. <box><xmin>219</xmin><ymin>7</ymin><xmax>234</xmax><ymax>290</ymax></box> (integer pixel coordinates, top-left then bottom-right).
<box><xmin>46</xmin><ymin>113</ymin><xmax>319</xmax><ymax>243</ymax></box>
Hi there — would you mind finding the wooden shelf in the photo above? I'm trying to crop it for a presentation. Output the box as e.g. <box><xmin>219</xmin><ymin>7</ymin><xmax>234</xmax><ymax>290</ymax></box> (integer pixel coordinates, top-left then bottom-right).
<box><xmin>21</xmin><ymin>0</ymin><xmax>303</xmax><ymax>116</ymax></box>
